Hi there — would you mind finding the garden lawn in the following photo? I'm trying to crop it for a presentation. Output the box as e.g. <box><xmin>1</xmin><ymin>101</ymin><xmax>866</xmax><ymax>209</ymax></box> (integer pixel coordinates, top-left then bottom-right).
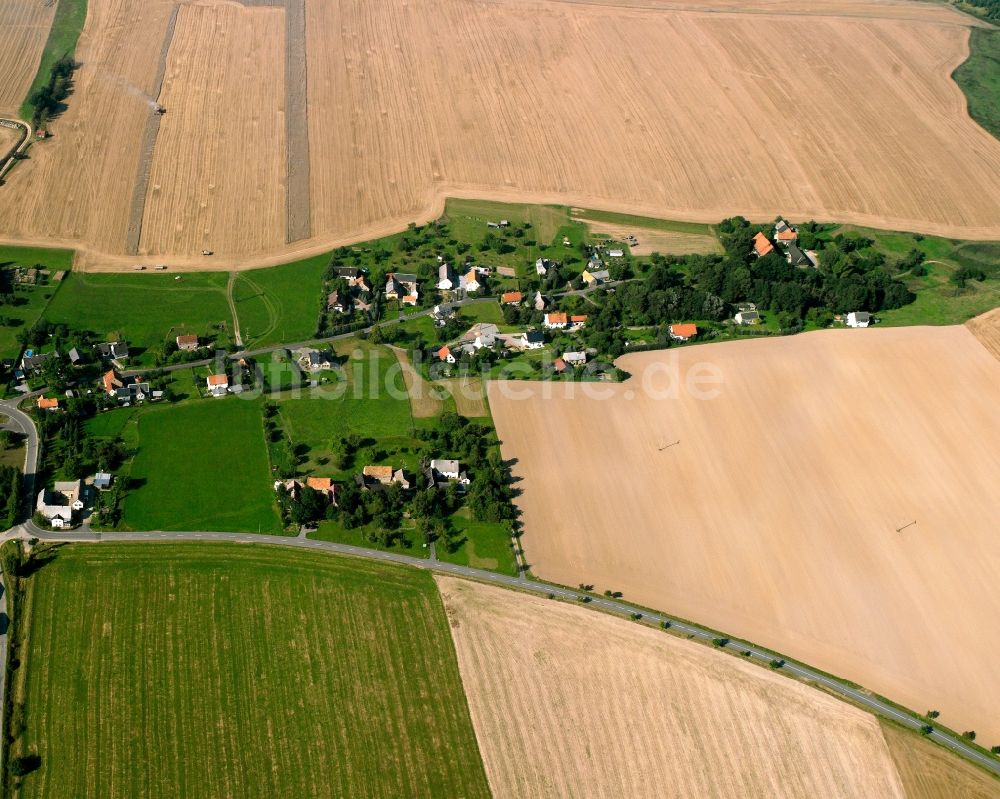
<box><xmin>42</xmin><ymin>272</ymin><xmax>231</xmax><ymax>360</ymax></box>
<box><xmin>437</xmin><ymin>507</ymin><xmax>517</xmax><ymax>575</ymax></box>
<box><xmin>122</xmin><ymin>398</ymin><xmax>281</xmax><ymax>532</ymax></box>
<box><xmin>9</xmin><ymin>544</ymin><xmax>490</xmax><ymax>799</ymax></box>
<box><xmin>0</xmin><ymin>245</ymin><xmax>74</xmax><ymax>359</ymax></box>
<box><xmin>233</xmin><ymin>253</ymin><xmax>328</xmax><ymax>347</ymax></box>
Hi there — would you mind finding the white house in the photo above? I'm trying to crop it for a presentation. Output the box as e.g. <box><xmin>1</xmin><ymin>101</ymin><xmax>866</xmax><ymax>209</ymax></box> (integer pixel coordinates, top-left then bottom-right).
<box><xmin>562</xmin><ymin>351</ymin><xmax>587</xmax><ymax>367</ymax></box>
<box><xmin>517</xmin><ymin>331</ymin><xmax>545</xmax><ymax>350</ymax></box>
<box><xmin>206</xmin><ymin>373</ymin><xmax>229</xmax><ymax>396</ymax></box>
<box><xmin>735</xmin><ymin>310</ymin><xmax>760</xmax><ymax>325</ymax></box>
<box><xmin>437</xmin><ymin>345</ymin><xmax>456</xmax><ymax>364</ymax></box>
<box><xmin>608</xmin><ymin>249</ymin><xmax>624</xmax><ymax>258</ymax></box>
<box><xmin>36</xmin><ymin>480</ymin><xmax>86</xmax><ymax>528</ymax></box>
<box><xmin>437</xmin><ymin>263</ymin><xmax>456</xmax><ymax>291</ymax></box>
<box><xmin>533</xmin><ymin>291</ymin><xmax>547</xmax><ymax>311</ymax></box>
<box><xmin>430</xmin><ymin>459</ymin><xmax>461</xmax><ymax>480</ymax></box>
<box><xmin>459</xmin><ymin>269</ymin><xmax>480</xmax><ymax>293</ymax></box>
<box><xmin>846</xmin><ymin>311</ymin><xmax>871</xmax><ymax>328</ymax></box>
<box><xmin>467</xmin><ymin>323</ymin><xmax>498</xmax><ymax>349</ymax></box>
<box><xmin>543</xmin><ymin>312</ymin><xmax>568</xmax><ymax>329</ymax></box>
<box><xmin>535</xmin><ymin>258</ymin><xmax>549</xmax><ymax>276</ymax></box>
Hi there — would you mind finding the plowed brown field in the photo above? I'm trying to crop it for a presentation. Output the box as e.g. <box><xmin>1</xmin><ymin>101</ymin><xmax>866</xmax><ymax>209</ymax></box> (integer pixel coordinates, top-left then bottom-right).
<box><xmin>0</xmin><ymin>0</ymin><xmax>56</xmax><ymax>117</ymax></box>
<box><xmin>4</xmin><ymin>0</ymin><xmax>1000</xmax><ymax>266</ymax></box>
<box><xmin>489</xmin><ymin>326</ymin><xmax>1000</xmax><ymax>745</ymax></box>
<box><xmin>438</xmin><ymin>575</ymin><xmax>918</xmax><ymax>799</ymax></box>
<box><xmin>139</xmin><ymin>3</ymin><xmax>287</xmax><ymax>257</ymax></box>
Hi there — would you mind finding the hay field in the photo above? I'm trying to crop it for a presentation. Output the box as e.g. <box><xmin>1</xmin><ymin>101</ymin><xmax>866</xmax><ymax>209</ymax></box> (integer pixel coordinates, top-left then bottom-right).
<box><xmin>571</xmin><ymin>212</ymin><xmax>722</xmax><ymax>256</ymax></box>
<box><xmin>139</xmin><ymin>3</ymin><xmax>287</xmax><ymax>257</ymax></box>
<box><xmin>390</xmin><ymin>346</ymin><xmax>445</xmax><ymax>418</ymax></box>
<box><xmin>0</xmin><ymin>0</ymin><xmax>178</xmax><ymax>254</ymax></box>
<box><xmin>438</xmin><ymin>575</ymin><xmax>916</xmax><ymax>799</ymax></box>
<box><xmin>489</xmin><ymin>326</ymin><xmax>1000</xmax><ymax>744</ymax></box>
<box><xmin>880</xmin><ymin>721</ymin><xmax>1000</xmax><ymax>799</ymax></box>
<box><xmin>11</xmin><ymin>544</ymin><xmax>490</xmax><ymax>798</ymax></box>
<box><xmin>5</xmin><ymin>0</ymin><xmax>1000</xmax><ymax>266</ymax></box>
<box><xmin>967</xmin><ymin>305</ymin><xmax>1000</xmax><ymax>360</ymax></box>
<box><xmin>0</xmin><ymin>0</ymin><xmax>56</xmax><ymax>117</ymax></box>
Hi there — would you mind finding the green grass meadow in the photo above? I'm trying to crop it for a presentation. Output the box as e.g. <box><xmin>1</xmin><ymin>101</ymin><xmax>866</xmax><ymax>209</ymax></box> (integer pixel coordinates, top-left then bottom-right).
<box><xmin>42</xmin><ymin>272</ymin><xmax>232</xmax><ymax>358</ymax></box>
<box><xmin>232</xmin><ymin>254</ymin><xmax>327</xmax><ymax>347</ymax></box>
<box><xmin>954</xmin><ymin>27</ymin><xmax>1000</xmax><ymax>142</ymax></box>
<box><xmin>9</xmin><ymin>544</ymin><xmax>490</xmax><ymax>799</ymax></box>
<box><xmin>122</xmin><ymin>399</ymin><xmax>282</xmax><ymax>532</ymax></box>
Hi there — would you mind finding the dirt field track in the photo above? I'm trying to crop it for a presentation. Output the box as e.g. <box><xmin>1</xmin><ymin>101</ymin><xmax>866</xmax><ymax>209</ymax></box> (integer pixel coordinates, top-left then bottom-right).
<box><xmin>489</xmin><ymin>326</ymin><xmax>1000</xmax><ymax>745</ymax></box>
<box><xmin>0</xmin><ymin>0</ymin><xmax>56</xmax><ymax>117</ymax></box>
<box><xmin>437</xmin><ymin>576</ymin><xmax>998</xmax><ymax>799</ymax></box>
<box><xmin>4</xmin><ymin>0</ymin><xmax>1000</xmax><ymax>267</ymax></box>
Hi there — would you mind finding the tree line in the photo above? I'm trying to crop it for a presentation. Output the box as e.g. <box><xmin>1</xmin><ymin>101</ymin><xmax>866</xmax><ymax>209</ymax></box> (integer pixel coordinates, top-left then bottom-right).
<box><xmin>28</xmin><ymin>55</ymin><xmax>77</xmax><ymax>128</ymax></box>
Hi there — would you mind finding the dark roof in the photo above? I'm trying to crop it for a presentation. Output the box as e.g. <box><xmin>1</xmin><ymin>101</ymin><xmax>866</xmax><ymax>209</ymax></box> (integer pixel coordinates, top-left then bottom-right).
<box><xmin>524</xmin><ymin>331</ymin><xmax>544</xmax><ymax>344</ymax></box>
<box><xmin>787</xmin><ymin>244</ymin><xmax>811</xmax><ymax>267</ymax></box>
<box><xmin>336</xmin><ymin>267</ymin><xmax>360</xmax><ymax>279</ymax></box>
<box><xmin>395</xmin><ymin>273</ymin><xmax>418</xmax><ymax>284</ymax></box>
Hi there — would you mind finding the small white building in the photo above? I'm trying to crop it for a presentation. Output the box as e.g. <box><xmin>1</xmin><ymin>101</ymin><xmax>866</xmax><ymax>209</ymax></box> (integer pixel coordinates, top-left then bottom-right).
<box><xmin>437</xmin><ymin>263</ymin><xmax>456</xmax><ymax>291</ymax></box>
<box><xmin>535</xmin><ymin>258</ymin><xmax>549</xmax><ymax>276</ymax></box>
<box><xmin>206</xmin><ymin>373</ymin><xmax>229</xmax><ymax>397</ymax></box>
<box><xmin>846</xmin><ymin>311</ymin><xmax>871</xmax><ymax>328</ymax></box>
<box><xmin>459</xmin><ymin>270</ymin><xmax>480</xmax><ymax>293</ymax></box>
<box><xmin>735</xmin><ymin>310</ymin><xmax>760</xmax><ymax>326</ymax></box>
<box><xmin>517</xmin><ymin>331</ymin><xmax>545</xmax><ymax>350</ymax></box>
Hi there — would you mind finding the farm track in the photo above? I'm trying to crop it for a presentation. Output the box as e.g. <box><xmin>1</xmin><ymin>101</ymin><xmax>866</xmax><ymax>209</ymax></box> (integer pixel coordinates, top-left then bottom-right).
<box><xmin>124</xmin><ymin>3</ymin><xmax>179</xmax><ymax>256</ymax></box>
<box><xmin>0</xmin><ymin>119</ymin><xmax>30</xmax><ymax>181</ymax></box>
<box><xmin>284</xmin><ymin>0</ymin><xmax>310</xmax><ymax>243</ymax></box>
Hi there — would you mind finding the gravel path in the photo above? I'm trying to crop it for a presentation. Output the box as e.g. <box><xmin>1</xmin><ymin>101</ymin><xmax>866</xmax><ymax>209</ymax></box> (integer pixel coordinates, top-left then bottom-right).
<box><xmin>284</xmin><ymin>0</ymin><xmax>311</xmax><ymax>243</ymax></box>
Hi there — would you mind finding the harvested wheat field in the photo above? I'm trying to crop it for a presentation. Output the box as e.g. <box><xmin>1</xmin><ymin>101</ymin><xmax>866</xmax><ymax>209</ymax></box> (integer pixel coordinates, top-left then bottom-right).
<box><xmin>5</xmin><ymin>0</ymin><xmax>1000</xmax><ymax>266</ymax></box>
<box><xmin>967</xmin><ymin>306</ymin><xmax>1000</xmax><ymax>361</ymax></box>
<box><xmin>437</xmin><ymin>575</ymin><xmax>951</xmax><ymax>799</ymax></box>
<box><xmin>0</xmin><ymin>126</ymin><xmax>22</xmax><ymax>156</ymax></box>
<box><xmin>489</xmin><ymin>326</ymin><xmax>1000</xmax><ymax>744</ymax></box>
<box><xmin>139</xmin><ymin>3</ymin><xmax>287</xmax><ymax>257</ymax></box>
<box><xmin>0</xmin><ymin>0</ymin><xmax>56</xmax><ymax>117</ymax></box>
<box><xmin>880</xmin><ymin>721</ymin><xmax>1000</xmax><ymax>799</ymax></box>
<box><xmin>0</xmin><ymin>0</ymin><xmax>178</xmax><ymax>254</ymax></box>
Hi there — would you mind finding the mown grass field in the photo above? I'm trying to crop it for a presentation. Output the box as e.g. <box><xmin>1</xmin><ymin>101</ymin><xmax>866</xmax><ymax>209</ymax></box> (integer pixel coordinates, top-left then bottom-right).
<box><xmin>122</xmin><ymin>398</ymin><xmax>282</xmax><ymax>532</ymax></box>
<box><xmin>42</xmin><ymin>272</ymin><xmax>232</xmax><ymax>359</ymax></box>
<box><xmin>437</xmin><ymin>507</ymin><xmax>517</xmax><ymax>575</ymax></box>
<box><xmin>9</xmin><ymin>544</ymin><xmax>490</xmax><ymax>799</ymax></box>
<box><xmin>232</xmin><ymin>254</ymin><xmax>327</xmax><ymax>347</ymax></box>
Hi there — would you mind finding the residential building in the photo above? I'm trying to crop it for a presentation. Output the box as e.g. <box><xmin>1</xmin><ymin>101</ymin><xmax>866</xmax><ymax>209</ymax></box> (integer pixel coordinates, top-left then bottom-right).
<box><xmin>20</xmin><ymin>352</ymin><xmax>55</xmax><ymax>372</ymax></box>
<box><xmin>543</xmin><ymin>312</ymin><xmax>568</xmax><ymax>329</ymax></box>
<box><xmin>774</xmin><ymin>219</ymin><xmax>798</xmax><ymax>244</ymax></box>
<box><xmin>37</xmin><ymin>397</ymin><xmax>59</xmax><ymax>411</ymax></box>
<box><xmin>432</xmin><ymin>303</ymin><xmax>456</xmax><ymax>325</ymax></box>
<box><xmin>384</xmin><ymin>274</ymin><xmax>402</xmax><ymax>299</ymax></box>
<box><xmin>500</xmin><ymin>291</ymin><xmax>522</xmax><ymax>305</ymax></box>
<box><xmin>582</xmin><ymin>269</ymin><xmax>610</xmax><ymax>286</ymax></box>
<box><xmin>68</xmin><ymin>347</ymin><xmax>82</xmax><ymax>366</ymax></box>
<box><xmin>102</xmin><ymin>369</ymin><xmax>124</xmax><ymax>395</ymax></box>
<box><xmin>176</xmin><ymin>334</ymin><xmax>199</xmax><ymax>351</ymax></box>
<box><xmin>533</xmin><ymin>291</ymin><xmax>547</xmax><ymax>311</ymax></box>
<box><xmin>437</xmin><ymin>345</ymin><xmax>456</xmax><ymax>364</ymax></box>
<box><xmin>553</xmin><ymin>358</ymin><xmax>567</xmax><ymax>373</ymax></box>
<box><xmin>327</xmin><ymin>291</ymin><xmax>349</xmax><ymax>313</ymax></box>
<box><xmin>569</xmin><ymin>315</ymin><xmax>588</xmax><ymax>329</ymax></box>
<box><xmin>735</xmin><ymin>310</ymin><xmax>760</xmax><ymax>325</ymax></box>
<box><xmin>306</xmin><ymin>477</ymin><xmax>339</xmax><ymax>505</ymax></box>
<box><xmin>736</xmin><ymin>302</ymin><xmax>757</xmax><ymax>313</ymax></box>
<box><xmin>96</xmin><ymin>341</ymin><xmax>130</xmax><ymax>361</ymax></box>
<box><xmin>93</xmin><ymin>472</ymin><xmax>114</xmax><ymax>491</ymax></box>
<box><xmin>468</xmin><ymin>323</ymin><xmax>498</xmax><ymax>349</ymax></box>
<box><xmin>437</xmin><ymin>263</ymin><xmax>456</xmax><ymax>291</ymax></box>
<box><xmin>752</xmin><ymin>232</ymin><xmax>775</xmax><ymax>258</ymax></box>
<box><xmin>336</xmin><ymin>267</ymin><xmax>362</xmax><ymax>282</ymax></box>
<box><xmin>846</xmin><ymin>311</ymin><xmax>871</xmax><ymax>328</ymax></box>
<box><xmin>535</xmin><ymin>258</ymin><xmax>549</xmax><ymax>276</ymax></box>
<box><xmin>608</xmin><ymin>249</ymin><xmax>624</xmax><ymax>258</ymax></box>
<box><xmin>362</xmin><ymin>465</ymin><xmax>394</xmax><ymax>485</ymax></box>
<box><xmin>36</xmin><ymin>480</ymin><xmax>86</xmax><ymax>528</ymax></box>
<box><xmin>669</xmin><ymin>323</ymin><xmax>698</xmax><ymax>341</ymax></box>
<box><xmin>562</xmin><ymin>351</ymin><xmax>587</xmax><ymax>366</ymax></box>
<box><xmin>207</xmin><ymin>373</ymin><xmax>229</xmax><ymax>396</ymax></box>
<box><xmin>114</xmin><ymin>382</ymin><xmax>151</xmax><ymax>404</ymax></box>
<box><xmin>517</xmin><ymin>330</ymin><xmax>545</xmax><ymax>350</ymax></box>
<box><xmin>459</xmin><ymin>269</ymin><xmax>480</xmax><ymax>293</ymax></box>
<box><xmin>786</xmin><ymin>243</ymin><xmax>816</xmax><ymax>268</ymax></box>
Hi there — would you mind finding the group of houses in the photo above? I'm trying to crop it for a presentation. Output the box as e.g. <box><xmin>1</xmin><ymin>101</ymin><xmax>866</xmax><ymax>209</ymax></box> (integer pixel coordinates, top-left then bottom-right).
<box><xmin>274</xmin><ymin>459</ymin><xmax>471</xmax><ymax>509</ymax></box>
<box><xmin>437</xmin><ymin>262</ymin><xmax>486</xmax><ymax>295</ymax></box>
<box><xmin>35</xmin><ymin>472</ymin><xmax>114</xmax><ymax>529</ymax></box>
<box><xmin>327</xmin><ymin>267</ymin><xmax>374</xmax><ymax>315</ymax></box>
<box><xmin>752</xmin><ymin>219</ymin><xmax>818</xmax><ymax>269</ymax></box>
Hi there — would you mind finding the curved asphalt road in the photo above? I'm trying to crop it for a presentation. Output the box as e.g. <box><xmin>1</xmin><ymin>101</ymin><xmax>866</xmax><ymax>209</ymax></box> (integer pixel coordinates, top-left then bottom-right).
<box><xmin>6</xmin><ymin>378</ymin><xmax>1000</xmax><ymax>778</ymax></box>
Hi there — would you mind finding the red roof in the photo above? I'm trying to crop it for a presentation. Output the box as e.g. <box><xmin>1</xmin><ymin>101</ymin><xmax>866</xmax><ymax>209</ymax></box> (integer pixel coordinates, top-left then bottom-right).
<box><xmin>501</xmin><ymin>291</ymin><xmax>522</xmax><ymax>304</ymax></box>
<box><xmin>437</xmin><ymin>346</ymin><xmax>451</xmax><ymax>360</ymax></box>
<box><xmin>570</xmin><ymin>315</ymin><xmax>588</xmax><ymax>323</ymax></box>
<box><xmin>546</xmin><ymin>312</ymin><xmax>568</xmax><ymax>325</ymax></box>
<box><xmin>670</xmin><ymin>323</ymin><xmax>698</xmax><ymax>339</ymax></box>
<box><xmin>37</xmin><ymin>397</ymin><xmax>59</xmax><ymax>410</ymax></box>
<box><xmin>207</xmin><ymin>374</ymin><xmax>228</xmax><ymax>386</ymax></box>
<box><xmin>752</xmin><ymin>232</ymin><xmax>774</xmax><ymax>257</ymax></box>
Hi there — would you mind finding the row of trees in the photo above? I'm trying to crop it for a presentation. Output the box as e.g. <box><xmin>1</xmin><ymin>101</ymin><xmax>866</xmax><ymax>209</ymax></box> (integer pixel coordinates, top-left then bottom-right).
<box><xmin>28</xmin><ymin>55</ymin><xmax>77</xmax><ymax>127</ymax></box>
<box><xmin>0</xmin><ymin>465</ymin><xmax>23</xmax><ymax>529</ymax></box>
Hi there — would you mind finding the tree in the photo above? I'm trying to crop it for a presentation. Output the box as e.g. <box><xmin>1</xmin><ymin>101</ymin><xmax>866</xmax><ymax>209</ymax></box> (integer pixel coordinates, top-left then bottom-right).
<box><xmin>927</xmin><ymin>710</ymin><xmax>940</xmax><ymax>719</ymax></box>
<box><xmin>10</xmin><ymin>753</ymin><xmax>41</xmax><ymax>776</ymax></box>
<box><xmin>963</xmin><ymin>730</ymin><xmax>977</xmax><ymax>741</ymax></box>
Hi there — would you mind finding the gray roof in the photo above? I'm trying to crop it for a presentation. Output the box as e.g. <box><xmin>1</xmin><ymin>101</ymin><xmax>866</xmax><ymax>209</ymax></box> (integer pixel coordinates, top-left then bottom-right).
<box><xmin>787</xmin><ymin>244</ymin><xmax>812</xmax><ymax>267</ymax></box>
<box><xmin>524</xmin><ymin>331</ymin><xmax>544</xmax><ymax>344</ymax></box>
<box><xmin>68</xmin><ymin>347</ymin><xmax>82</xmax><ymax>363</ymax></box>
<box><xmin>395</xmin><ymin>273</ymin><xmax>418</xmax><ymax>284</ymax></box>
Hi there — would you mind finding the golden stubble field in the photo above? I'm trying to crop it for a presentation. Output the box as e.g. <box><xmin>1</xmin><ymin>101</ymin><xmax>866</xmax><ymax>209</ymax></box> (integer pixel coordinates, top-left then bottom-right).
<box><xmin>0</xmin><ymin>0</ymin><xmax>56</xmax><ymax>117</ymax></box>
<box><xmin>437</xmin><ymin>576</ymin><xmax>1000</xmax><ymax>798</ymax></box>
<box><xmin>139</xmin><ymin>2</ymin><xmax>287</xmax><ymax>257</ymax></box>
<box><xmin>489</xmin><ymin>326</ymin><xmax>1000</xmax><ymax>744</ymax></box>
<box><xmin>4</xmin><ymin>0</ymin><xmax>1000</xmax><ymax>266</ymax></box>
